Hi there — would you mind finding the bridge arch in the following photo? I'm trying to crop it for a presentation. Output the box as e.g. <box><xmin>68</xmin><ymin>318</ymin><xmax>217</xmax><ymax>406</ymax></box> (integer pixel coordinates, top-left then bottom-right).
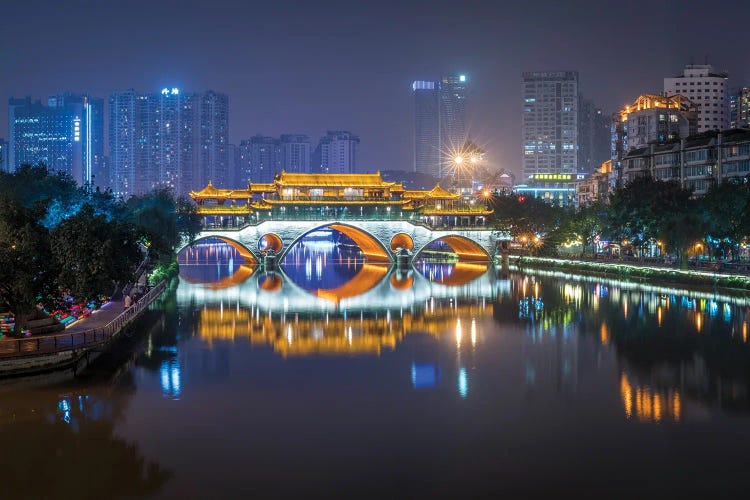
<box><xmin>179</xmin><ymin>235</ymin><xmax>257</xmax><ymax>264</ymax></box>
<box><xmin>258</xmin><ymin>233</ymin><xmax>283</xmax><ymax>253</ymax></box>
<box><xmin>280</xmin><ymin>222</ymin><xmax>392</xmax><ymax>263</ymax></box>
<box><xmin>414</xmin><ymin>235</ymin><xmax>491</xmax><ymax>262</ymax></box>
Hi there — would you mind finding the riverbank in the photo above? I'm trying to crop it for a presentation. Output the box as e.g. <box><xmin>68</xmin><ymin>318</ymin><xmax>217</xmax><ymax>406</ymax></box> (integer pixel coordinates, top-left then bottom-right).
<box><xmin>0</xmin><ymin>280</ymin><xmax>169</xmax><ymax>377</ymax></box>
<box><xmin>516</xmin><ymin>256</ymin><xmax>750</xmax><ymax>293</ymax></box>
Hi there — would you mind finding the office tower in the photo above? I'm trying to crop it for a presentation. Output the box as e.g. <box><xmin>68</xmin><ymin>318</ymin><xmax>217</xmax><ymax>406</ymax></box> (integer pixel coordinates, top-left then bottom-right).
<box><xmin>8</xmin><ymin>93</ymin><xmax>103</xmax><ymax>185</ymax></box>
<box><xmin>238</xmin><ymin>135</ymin><xmax>282</xmax><ymax>184</ymax></box>
<box><xmin>578</xmin><ymin>97</ymin><xmax>610</xmax><ymax>175</ymax></box>
<box><xmin>729</xmin><ymin>87</ymin><xmax>750</xmax><ymax>128</ymax></box>
<box><xmin>440</xmin><ymin>74</ymin><xmax>468</xmax><ymax>158</ymax></box>
<box><xmin>0</xmin><ymin>138</ymin><xmax>8</xmax><ymax>173</ymax></box>
<box><xmin>198</xmin><ymin>91</ymin><xmax>229</xmax><ymax>187</ymax></box>
<box><xmin>664</xmin><ymin>64</ymin><xmax>729</xmax><ymax>132</ymax></box>
<box><xmin>280</xmin><ymin>134</ymin><xmax>311</xmax><ymax>173</ymax></box>
<box><xmin>314</xmin><ymin>131</ymin><xmax>359</xmax><ymax>174</ymax></box>
<box><xmin>522</xmin><ymin>71</ymin><xmax>579</xmax><ymax>180</ymax></box>
<box><xmin>413</xmin><ymin>80</ymin><xmax>441</xmax><ymax>177</ymax></box>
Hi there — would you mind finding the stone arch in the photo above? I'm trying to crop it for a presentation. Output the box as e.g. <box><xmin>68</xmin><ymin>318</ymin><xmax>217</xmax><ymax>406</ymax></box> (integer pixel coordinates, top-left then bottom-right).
<box><xmin>179</xmin><ymin>235</ymin><xmax>257</xmax><ymax>264</ymax></box>
<box><xmin>390</xmin><ymin>233</ymin><xmax>414</xmax><ymax>252</ymax></box>
<box><xmin>258</xmin><ymin>233</ymin><xmax>283</xmax><ymax>253</ymax></box>
<box><xmin>280</xmin><ymin>222</ymin><xmax>392</xmax><ymax>263</ymax></box>
<box><xmin>414</xmin><ymin>235</ymin><xmax>491</xmax><ymax>262</ymax></box>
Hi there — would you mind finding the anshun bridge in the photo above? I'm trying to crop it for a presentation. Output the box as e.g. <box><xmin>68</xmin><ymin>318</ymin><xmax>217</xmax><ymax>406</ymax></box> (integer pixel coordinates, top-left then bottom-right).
<box><xmin>186</xmin><ymin>171</ymin><xmax>505</xmax><ymax>264</ymax></box>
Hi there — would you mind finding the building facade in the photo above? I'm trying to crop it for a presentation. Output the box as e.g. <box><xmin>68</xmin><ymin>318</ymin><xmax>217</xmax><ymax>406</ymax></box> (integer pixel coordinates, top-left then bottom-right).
<box><xmin>280</xmin><ymin>134</ymin><xmax>311</xmax><ymax>174</ymax></box>
<box><xmin>109</xmin><ymin>88</ymin><xmax>228</xmax><ymax>197</ymax></box>
<box><xmin>8</xmin><ymin>94</ymin><xmax>103</xmax><ymax>186</ymax></box>
<box><xmin>610</xmin><ymin>94</ymin><xmax>698</xmax><ymax>188</ymax></box>
<box><xmin>313</xmin><ymin>131</ymin><xmax>359</xmax><ymax>174</ymax></box>
<box><xmin>577</xmin><ymin>97</ymin><xmax>610</xmax><ymax>175</ymax></box>
<box><xmin>622</xmin><ymin>129</ymin><xmax>750</xmax><ymax>196</ymax></box>
<box><xmin>522</xmin><ymin>71</ymin><xmax>579</xmax><ymax>180</ymax></box>
<box><xmin>413</xmin><ymin>80</ymin><xmax>441</xmax><ymax>178</ymax></box>
<box><xmin>664</xmin><ymin>64</ymin><xmax>729</xmax><ymax>132</ymax></box>
<box><xmin>238</xmin><ymin>135</ymin><xmax>282</xmax><ymax>184</ymax></box>
<box><xmin>439</xmin><ymin>74</ymin><xmax>468</xmax><ymax>159</ymax></box>
<box><xmin>730</xmin><ymin>87</ymin><xmax>750</xmax><ymax>129</ymax></box>
<box><xmin>0</xmin><ymin>138</ymin><xmax>9</xmax><ymax>173</ymax></box>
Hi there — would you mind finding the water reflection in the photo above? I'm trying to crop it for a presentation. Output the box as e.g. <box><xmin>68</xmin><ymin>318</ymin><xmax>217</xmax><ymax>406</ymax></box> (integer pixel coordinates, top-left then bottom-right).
<box><xmin>178</xmin><ymin>237</ymin><xmax>254</xmax><ymax>288</ymax></box>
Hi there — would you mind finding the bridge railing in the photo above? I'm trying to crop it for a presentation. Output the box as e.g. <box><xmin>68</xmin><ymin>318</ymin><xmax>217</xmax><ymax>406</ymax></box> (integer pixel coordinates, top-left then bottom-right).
<box><xmin>0</xmin><ymin>281</ymin><xmax>167</xmax><ymax>359</ymax></box>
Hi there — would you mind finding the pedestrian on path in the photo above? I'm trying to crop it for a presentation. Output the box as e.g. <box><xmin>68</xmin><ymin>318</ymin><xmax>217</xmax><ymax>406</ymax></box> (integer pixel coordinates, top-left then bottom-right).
<box><xmin>124</xmin><ymin>295</ymin><xmax>132</xmax><ymax>309</ymax></box>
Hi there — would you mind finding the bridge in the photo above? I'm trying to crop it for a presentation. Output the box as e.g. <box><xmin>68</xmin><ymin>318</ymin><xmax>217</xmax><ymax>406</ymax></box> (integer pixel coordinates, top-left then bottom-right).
<box><xmin>183</xmin><ymin>171</ymin><xmax>507</xmax><ymax>265</ymax></box>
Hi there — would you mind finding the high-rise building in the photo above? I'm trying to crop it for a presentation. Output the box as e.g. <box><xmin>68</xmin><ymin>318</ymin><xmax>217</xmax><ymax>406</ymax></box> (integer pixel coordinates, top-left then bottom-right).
<box><xmin>314</xmin><ymin>131</ymin><xmax>359</xmax><ymax>174</ymax></box>
<box><xmin>109</xmin><ymin>87</ymin><xmax>228</xmax><ymax>197</ymax></box>
<box><xmin>578</xmin><ymin>97</ymin><xmax>610</xmax><ymax>175</ymax></box>
<box><xmin>664</xmin><ymin>64</ymin><xmax>729</xmax><ymax>132</ymax></box>
<box><xmin>109</xmin><ymin>90</ymin><xmax>137</xmax><ymax>197</ymax></box>
<box><xmin>522</xmin><ymin>71</ymin><xmax>579</xmax><ymax>180</ymax></box>
<box><xmin>610</xmin><ymin>94</ymin><xmax>697</xmax><ymax>187</ymax></box>
<box><xmin>8</xmin><ymin>93</ymin><xmax>103</xmax><ymax>185</ymax></box>
<box><xmin>729</xmin><ymin>87</ymin><xmax>750</xmax><ymax>129</ymax></box>
<box><xmin>0</xmin><ymin>138</ymin><xmax>9</xmax><ymax>173</ymax></box>
<box><xmin>198</xmin><ymin>91</ymin><xmax>229</xmax><ymax>187</ymax></box>
<box><xmin>280</xmin><ymin>134</ymin><xmax>310</xmax><ymax>174</ymax></box>
<box><xmin>238</xmin><ymin>135</ymin><xmax>282</xmax><ymax>184</ymax></box>
<box><xmin>227</xmin><ymin>144</ymin><xmax>239</xmax><ymax>185</ymax></box>
<box><xmin>439</xmin><ymin>74</ymin><xmax>468</xmax><ymax>158</ymax></box>
<box><xmin>412</xmin><ymin>80</ymin><xmax>441</xmax><ymax>178</ymax></box>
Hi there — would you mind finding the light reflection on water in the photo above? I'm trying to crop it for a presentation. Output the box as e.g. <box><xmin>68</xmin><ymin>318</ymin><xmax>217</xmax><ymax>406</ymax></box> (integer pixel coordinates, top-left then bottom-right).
<box><xmin>3</xmin><ymin>239</ymin><xmax>750</xmax><ymax>497</ymax></box>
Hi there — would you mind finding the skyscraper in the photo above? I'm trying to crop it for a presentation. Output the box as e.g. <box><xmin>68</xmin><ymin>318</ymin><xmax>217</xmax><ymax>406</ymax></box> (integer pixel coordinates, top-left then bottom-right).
<box><xmin>280</xmin><ymin>134</ymin><xmax>311</xmax><ymax>173</ymax></box>
<box><xmin>522</xmin><ymin>71</ymin><xmax>579</xmax><ymax>180</ymax></box>
<box><xmin>313</xmin><ymin>131</ymin><xmax>359</xmax><ymax>174</ymax></box>
<box><xmin>198</xmin><ymin>91</ymin><xmax>229</xmax><ymax>187</ymax></box>
<box><xmin>8</xmin><ymin>93</ymin><xmax>103</xmax><ymax>185</ymax></box>
<box><xmin>578</xmin><ymin>97</ymin><xmax>611</xmax><ymax>175</ymax></box>
<box><xmin>109</xmin><ymin>87</ymin><xmax>228</xmax><ymax>197</ymax></box>
<box><xmin>413</xmin><ymin>80</ymin><xmax>441</xmax><ymax>177</ymax></box>
<box><xmin>439</xmin><ymin>74</ymin><xmax>468</xmax><ymax>158</ymax></box>
<box><xmin>0</xmin><ymin>138</ymin><xmax>8</xmax><ymax>173</ymax></box>
<box><xmin>664</xmin><ymin>64</ymin><xmax>729</xmax><ymax>132</ymax></box>
<box><xmin>238</xmin><ymin>135</ymin><xmax>282</xmax><ymax>184</ymax></box>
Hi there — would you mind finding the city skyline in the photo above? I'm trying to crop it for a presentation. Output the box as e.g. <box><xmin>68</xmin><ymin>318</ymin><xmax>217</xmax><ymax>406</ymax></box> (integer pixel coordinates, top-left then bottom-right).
<box><xmin>1</xmin><ymin>0</ymin><xmax>749</xmax><ymax>179</ymax></box>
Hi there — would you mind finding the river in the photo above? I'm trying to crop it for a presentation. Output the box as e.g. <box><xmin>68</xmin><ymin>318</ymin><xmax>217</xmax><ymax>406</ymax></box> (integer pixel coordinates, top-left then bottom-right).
<box><xmin>2</xmin><ymin>236</ymin><xmax>750</xmax><ymax>498</ymax></box>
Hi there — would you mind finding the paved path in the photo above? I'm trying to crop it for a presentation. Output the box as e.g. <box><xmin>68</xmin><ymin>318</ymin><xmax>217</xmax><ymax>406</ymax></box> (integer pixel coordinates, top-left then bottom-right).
<box><xmin>65</xmin><ymin>299</ymin><xmax>127</xmax><ymax>334</ymax></box>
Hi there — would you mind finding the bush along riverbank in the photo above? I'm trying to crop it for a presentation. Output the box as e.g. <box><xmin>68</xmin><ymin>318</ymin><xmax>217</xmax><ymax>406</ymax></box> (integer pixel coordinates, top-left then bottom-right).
<box><xmin>516</xmin><ymin>256</ymin><xmax>750</xmax><ymax>292</ymax></box>
<box><xmin>148</xmin><ymin>261</ymin><xmax>179</xmax><ymax>287</ymax></box>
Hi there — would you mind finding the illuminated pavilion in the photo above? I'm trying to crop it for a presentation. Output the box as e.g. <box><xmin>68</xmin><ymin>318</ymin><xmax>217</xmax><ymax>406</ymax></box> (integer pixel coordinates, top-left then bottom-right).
<box><xmin>189</xmin><ymin>171</ymin><xmax>492</xmax><ymax>229</ymax></box>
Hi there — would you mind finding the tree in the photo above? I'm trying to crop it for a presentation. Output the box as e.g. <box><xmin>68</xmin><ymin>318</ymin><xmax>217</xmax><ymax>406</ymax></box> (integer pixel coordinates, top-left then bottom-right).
<box><xmin>559</xmin><ymin>200</ymin><xmax>606</xmax><ymax>256</ymax></box>
<box><xmin>0</xmin><ymin>199</ymin><xmax>58</xmax><ymax>336</ymax></box>
<box><xmin>50</xmin><ymin>205</ymin><xmax>142</xmax><ymax>303</ymax></box>
<box><xmin>701</xmin><ymin>180</ymin><xmax>750</xmax><ymax>260</ymax></box>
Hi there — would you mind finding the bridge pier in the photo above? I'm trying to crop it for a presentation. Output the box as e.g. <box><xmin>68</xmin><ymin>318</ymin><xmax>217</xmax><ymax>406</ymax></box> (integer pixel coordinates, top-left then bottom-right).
<box><xmin>262</xmin><ymin>250</ymin><xmax>278</xmax><ymax>271</ymax></box>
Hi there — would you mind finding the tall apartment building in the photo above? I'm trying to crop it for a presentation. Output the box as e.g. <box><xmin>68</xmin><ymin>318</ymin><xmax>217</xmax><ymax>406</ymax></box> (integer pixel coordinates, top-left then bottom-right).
<box><xmin>578</xmin><ymin>97</ymin><xmax>610</xmax><ymax>175</ymax></box>
<box><xmin>280</xmin><ymin>134</ymin><xmax>310</xmax><ymax>174</ymax></box>
<box><xmin>198</xmin><ymin>91</ymin><xmax>229</xmax><ymax>187</ymax></box>
<box><xmin>0</xmin><ymin>138</ymin><xmax>9</xmax><ymax>173</ymax></box>
<box><xmin>8</xmin><ymin>93</ymin><xmax>104</xmax><ymax>186</ymax></box>
<box><xmin>238</xmin><ymin>135</ymin><xmax>281</xmax><ymax>184</ymax></box>
<box><xmin>664</xmin><ymin>64</ymin><xmax>728</xmax><ymax>132</ymax></box>
<box><xmin>729</xmin><ymin>87</ymin><xmax>750</xmax><ymax>128</ymax></box>
<box><xmin>522</xmin><ymin>71</ymin><xmax>579</xmax><ymax>180</ymax></box>
<box><xmin>610</xmin><ymin>94</ymin><xmax>697</xmax><ymax>187</ymax></box>
<box><xmin>412</xmin><ymin>74</ymin><xmax>468</xmax><ymax>178</ymax></box>
<box><xmin>313</xmin><ymin>131</ymin><xmax>359</xmax><ymax>174</ymax></box>
<box><xmin>109</xmin><ymin>87</ymin><xmax>228</xmax><ymax>197</ymax></box>
<box><xmin>413</xmin><ymin>80</ymin><xmax>441</xmax><ymax>178</ymax></box>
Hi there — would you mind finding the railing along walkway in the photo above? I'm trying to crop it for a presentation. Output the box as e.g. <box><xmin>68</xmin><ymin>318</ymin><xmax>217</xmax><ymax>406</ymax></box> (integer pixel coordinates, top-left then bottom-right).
<box><xmin>0</xmin><ymin>281</ymin><xmax>166</xmax><ymax>359</ymax></box>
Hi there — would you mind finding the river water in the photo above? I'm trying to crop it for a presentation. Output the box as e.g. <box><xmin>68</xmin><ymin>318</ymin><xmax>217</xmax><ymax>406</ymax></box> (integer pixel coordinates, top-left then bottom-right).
<box><xmin>2</xmin><ymin>237</ymin><xmax>750</xmax><ymax>498</ymax></box>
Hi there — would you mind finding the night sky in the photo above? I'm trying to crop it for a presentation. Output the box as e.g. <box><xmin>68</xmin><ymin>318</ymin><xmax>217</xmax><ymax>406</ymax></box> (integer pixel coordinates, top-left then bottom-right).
<box><xmin>1</xmin><ymin>0</ymin><xmax>748</xmax><ymax>177</ymax></box>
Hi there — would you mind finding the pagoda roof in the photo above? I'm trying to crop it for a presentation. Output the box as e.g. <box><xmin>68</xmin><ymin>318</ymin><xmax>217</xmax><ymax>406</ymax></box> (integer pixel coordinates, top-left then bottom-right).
<box><xmin>274</xmin><ymin>171</ymin><xmax>398</xmax><ymax>188</ymax></box>
<box><xmin>403</xmin><ymin>184</ymin><xmax>460</xmax><ymax>200</ymax></box>
<box><xmin>190</xmin><ymin>181</ymin><xmax>236</xmax><ymax>199</ymax></box>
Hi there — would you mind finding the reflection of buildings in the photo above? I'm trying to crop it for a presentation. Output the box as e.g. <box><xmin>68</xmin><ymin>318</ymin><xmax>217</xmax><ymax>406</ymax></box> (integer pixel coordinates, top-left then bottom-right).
<box><xmin>196</xmin><ymin>301</ymin><xmax>491</xmax><ymax>357</ymax></box>
<box><xmin>620</xmin><ymin>372</ymin><xmax>681</xmax><ymax>423</ymax></box>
